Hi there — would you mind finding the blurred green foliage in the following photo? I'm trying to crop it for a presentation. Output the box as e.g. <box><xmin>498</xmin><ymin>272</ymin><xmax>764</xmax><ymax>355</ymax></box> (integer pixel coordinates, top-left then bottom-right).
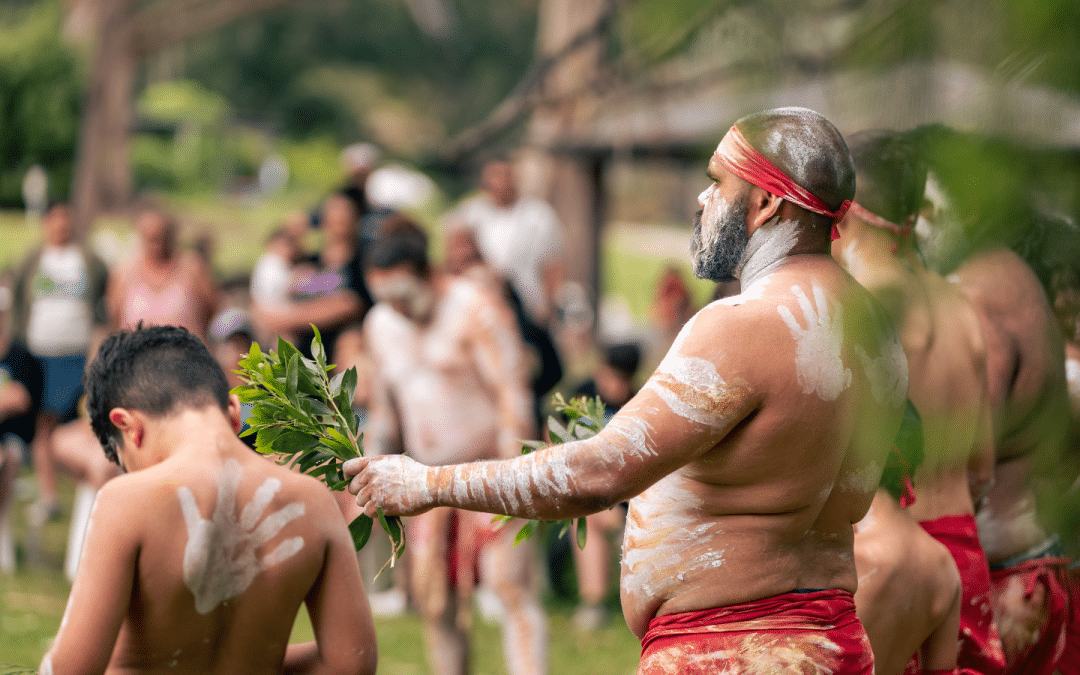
<box><xmin>0</xmin><ymin>2</ymin><xmax>81</xmax><ymax>207</ymax></box>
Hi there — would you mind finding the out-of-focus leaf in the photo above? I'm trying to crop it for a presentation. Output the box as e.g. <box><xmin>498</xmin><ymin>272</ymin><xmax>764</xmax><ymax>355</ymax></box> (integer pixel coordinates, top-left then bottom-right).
<box><xmin>349</xmin><ymin>514</ymin><xmax>373</xmax><ymax>551</ymax></box>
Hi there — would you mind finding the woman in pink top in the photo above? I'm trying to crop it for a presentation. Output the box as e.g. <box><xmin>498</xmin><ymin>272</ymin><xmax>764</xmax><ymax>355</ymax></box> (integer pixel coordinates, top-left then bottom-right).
<box><xmin>108</xmin><ymin>206</ymin><xmax>219</xmax><ymax>343</ymax></box>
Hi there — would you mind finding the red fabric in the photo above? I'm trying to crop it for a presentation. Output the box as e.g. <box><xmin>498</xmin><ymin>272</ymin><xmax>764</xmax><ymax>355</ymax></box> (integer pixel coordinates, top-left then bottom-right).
<box><xmin>446</xmin><ymin>509</ymin><xmax>502</xmax><ymax>587</ymax></box>
<box><xmin>716</xmin><ymin>125</ymin><xmax>852</xmax><ymax>240</ymax></box>
<box><xmin>919</xmin><ymin>515</ymin><xmax>1007</xmax><ymax>675</ymax></box>
<box><xmin>1059</xmin><ymin>567</ymin><xmax>1080</xmax><ymax>675</ymax></box>
<box><xmin>988</xmin><ymin>556</ymin><xmax>1070</xmax><ymax>675</ymax></box>
<box><xmin>639</xmin><ymin>589</ymin><xmax>873</xmax><ymax>674</ymax></box>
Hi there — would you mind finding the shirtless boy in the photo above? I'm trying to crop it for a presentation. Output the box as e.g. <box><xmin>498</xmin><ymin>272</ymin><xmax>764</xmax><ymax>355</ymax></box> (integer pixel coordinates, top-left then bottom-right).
<box><xmin>348</xmin><ymin>107</ymin><xmax>907</xmax><ymax>673</ymax></box>
<box><xmin>41</xmin><ymin>325</ymin><xmax>376</xmax><ymax>675</ymax></box>
<box><xmin>832</xmin><ymin>130</ymin><xmax>1003</xmax><ymax>675</ymax></box>
<box><xmin>361</xmin><ymin>225</ymin><xmax>546</xmax><ymax>675</ymax></box>
<box><xmin>950</xmin><ymin>247</ymin><xmax>1074</xmax><ymax>674</ymax></box>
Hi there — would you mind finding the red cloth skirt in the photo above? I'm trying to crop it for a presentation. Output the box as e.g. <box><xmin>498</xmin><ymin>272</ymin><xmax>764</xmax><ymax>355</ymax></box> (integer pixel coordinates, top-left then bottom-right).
<box><xmin>920</xmin><ymin>514</ymin><xmax>1007</xmax><ymax>675</ymax></box>
<box><xmin>1059</xmin><ymin>565</ymin><xmax>1080</xmax><ymax>675</ymax></box>
<box><xmin>639</xmin><ymin>589</ymin><xmax>874</xmax><ymax>674</ymax></box>
<box><xmin>988</xmin><ymin>551</ymin><xmax>1070</xmax><ymax>675</ymax></box>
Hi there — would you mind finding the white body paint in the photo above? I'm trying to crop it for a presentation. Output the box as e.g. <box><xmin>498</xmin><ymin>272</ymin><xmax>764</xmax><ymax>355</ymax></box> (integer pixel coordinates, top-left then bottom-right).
<box><xmin>855</xmin><ymin>300</ymin><xmax>909</xmax><ymax>407</ymax></box>
<box><xmin>838</xmin><ymin>461</ymin><xmax>882</xmax><ymax>494</ymax></box>
<box><xmin>622</xmin><ymin>477</ymin><xmax>727</xmax><ymax>601</ymax></box>
<box><xmin>778</xmin><ymin>284</ymin><xmax>852</xmax><ymax>401</ymax></box>
<box><xmin>735</xmin><ymin>218</ymin><xmax>800</xmax><ymax>286</ymax></box>
<box><xmin>1066</xmin><ymin>358</ymin><xmax>1080</xmax><ymax>409</ymax></box>
<box><xmin>179</xmin><ymin>459</ymin><xmax>305</xmax><ymax>614</ymax></box>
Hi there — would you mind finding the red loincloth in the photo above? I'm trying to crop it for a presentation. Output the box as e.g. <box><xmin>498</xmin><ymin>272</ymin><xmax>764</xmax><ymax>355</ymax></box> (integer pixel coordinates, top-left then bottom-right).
<box><xmin>446</xmin><ymin>508</ymin><xmax>503</xmax><ymax>587</ymax></box>
<box><xmin>639</xmin><ymin>589</ymin><xmax>874</xmax><ymax>675</ymax></box>
<box><xmin>988</xmin><ymin>549</ymin><xmax>1070</xmax><ymax>675</ymax></box>
<box><xmin>919</xmin><ymin>515</ymin><xmax>1007</xmax><ymax>675</ymax></box>
<box><xmin>1059</xmin><ymin>565</ymin><xmax>1080</xmax><ymax>675</ymax></box>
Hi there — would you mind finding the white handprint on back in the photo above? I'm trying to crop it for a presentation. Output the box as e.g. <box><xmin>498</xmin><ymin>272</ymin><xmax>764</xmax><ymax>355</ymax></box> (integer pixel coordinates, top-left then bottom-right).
<box><xmin>778</xmin><ymin>284</ymin><xmax>852</xmax><ymax>402</ymax></box>
<box><xmin>178</xmin><ymin>459</ymin><xmax>306</xmax><ymax>614</ymax></box>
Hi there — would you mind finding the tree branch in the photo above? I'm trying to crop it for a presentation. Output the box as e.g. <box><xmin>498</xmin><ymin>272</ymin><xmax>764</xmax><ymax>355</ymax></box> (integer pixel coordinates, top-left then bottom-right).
<box><xmin>130</xmin><ymin>0</ymin><xmax>292</xmax><ymax>57</ymax></box>
<box><xmin>438</xmin><ymin>2</ymin><xmax>617</xmax><ymax>162</ymax></box>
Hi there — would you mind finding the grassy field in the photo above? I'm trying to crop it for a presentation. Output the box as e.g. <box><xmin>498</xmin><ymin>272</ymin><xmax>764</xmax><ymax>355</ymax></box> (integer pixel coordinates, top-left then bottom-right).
<box><xmin>0</xmin><ymin>473</ymin><xmax>641</xmax><ymax>674</ymax></box>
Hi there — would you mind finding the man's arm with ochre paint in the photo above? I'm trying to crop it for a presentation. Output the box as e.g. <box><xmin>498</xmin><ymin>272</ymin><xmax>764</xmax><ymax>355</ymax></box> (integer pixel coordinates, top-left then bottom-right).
<box><xmin>347</xmin><ymin>307</ymin><xmax>758</xmax><ymax>519</ymax></box>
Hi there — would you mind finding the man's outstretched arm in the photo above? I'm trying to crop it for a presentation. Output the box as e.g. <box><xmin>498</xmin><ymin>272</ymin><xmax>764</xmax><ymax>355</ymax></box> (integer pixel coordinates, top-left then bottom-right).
<box><xmin>346</xmin><ymin>308</ymin><xmax>759</xmax><ymax>520</ymax></box>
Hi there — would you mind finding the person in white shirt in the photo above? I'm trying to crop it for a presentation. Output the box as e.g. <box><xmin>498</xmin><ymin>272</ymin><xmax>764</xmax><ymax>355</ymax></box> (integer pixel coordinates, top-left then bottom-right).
<box><xmin>11</xmin><ymin>202</ymin><xmax>109</xmax><ymax>520</ymax></box>
<box><xmin>455</xmin><ymin>159</ymin><xmax>565</xmax><ymax>326</ymax></box>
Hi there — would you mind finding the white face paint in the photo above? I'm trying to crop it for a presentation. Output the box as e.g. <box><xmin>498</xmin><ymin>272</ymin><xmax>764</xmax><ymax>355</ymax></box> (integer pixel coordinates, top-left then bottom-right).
<box><xmin>855</xmin><ymin>300</ymin><xmax>908</xmax><ymax>407</ymax></box>
<box><xmin>178</xmin><ymin>460</ymin><xmax>306</xmax><ymax>614</ymax></box>
<box><xmin>778</xmin><ymin>284</ymin><xmax>852</xmax><ymax>401</ymax></box>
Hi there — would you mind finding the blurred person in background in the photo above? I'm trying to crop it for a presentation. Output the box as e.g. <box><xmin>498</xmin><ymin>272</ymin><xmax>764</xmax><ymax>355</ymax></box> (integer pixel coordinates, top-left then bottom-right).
<box><xmin>649</xmin><ymin>265</ymin><xmax>697</xmax><ymax>360</ymax></box>
<box><xmin>832</xmin><ymin>130</ymin><xmax>1004</xmax><ymax>675</ymax></box>
<box><xmin>256</xmin><ymin>192</ymin><xmax>370</xmax><ymax>366</ymax></box>
<box><xmin>456</xmin><ymin>158</ymin><xmax>565</xmax><ymax>327</ymax></box>
<box><xmin>0</xmin><ymin>280</ymin><xmax>42</xmax><ymax>572</ymax></box>
<box><xmin>250</xmin><ymin>226</ymin><xmax>303</xmax><ymax>344</ymax></box>
<box><xmin>107</xmin><ymin>202</ymin><xmax>219</xmax><ymax>343</ymax></box>
<box><xmin>566</xmin><ymin>342</ymin><xmax>641</xmax><ymax>631</ymax></box>
<box><xmin>950</xmin><ymin>247</ymin><xmax>1075</xmax><ymax>675</ymax></box>
<box><xmin>363</xmin><ymin>224</ymin><xmax>547</xmax><ymax>675</ymax></box>
<box><xmin>443</xmin><ymin>222</ymin><xmax>563</xmax><ymax>428</ymax></box>
<box><xmin>11</xmin><ymin>201</ymin><xmax>108</xmax><ymax>521</ymax></box>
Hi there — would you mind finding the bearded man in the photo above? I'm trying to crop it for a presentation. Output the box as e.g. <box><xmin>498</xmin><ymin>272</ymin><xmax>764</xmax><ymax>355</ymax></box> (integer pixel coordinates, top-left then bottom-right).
<box><xmin>347</xmin><ymin>107</ymin><xmax>908</xmax><ymax>674</ymax></box>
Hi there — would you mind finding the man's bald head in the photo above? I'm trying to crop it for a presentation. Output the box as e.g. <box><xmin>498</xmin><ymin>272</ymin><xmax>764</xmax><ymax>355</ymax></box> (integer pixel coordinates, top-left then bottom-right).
<box><xmin>847</xmin><ymin>130</ymin><xmax>927</xmax><ymax>225</ymax></box>
<box><xmin>734</xmin><ymin>107</ymin><xmax>856</xmax><ymax>219</ymax></box>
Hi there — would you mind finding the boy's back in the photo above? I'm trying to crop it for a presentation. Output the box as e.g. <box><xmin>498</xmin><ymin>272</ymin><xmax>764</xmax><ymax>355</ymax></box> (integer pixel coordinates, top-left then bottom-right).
<box><xmin>42</xmin><ymin>326</ymin><xmax>375</xmax><ymax>675</ymax></box>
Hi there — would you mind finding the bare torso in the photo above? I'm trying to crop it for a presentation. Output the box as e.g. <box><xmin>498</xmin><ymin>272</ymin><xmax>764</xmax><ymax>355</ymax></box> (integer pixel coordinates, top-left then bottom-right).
<box><xmin>364</xmin><ymin>277</ymin><xmax>532</xmax><ymax>465</ymax></box>
<box><xmin>840</xmin><ymin>243</ymin><xmax>991</xmax><ymax>522</ymax></box>
<box><xmin>952</xmin><ymin>248</ymin><xmax>1070</xmax><ymax>561</ymax></box>
<box><xmin>620</xmin><ymin>256</ymin><xmax>906</xmax><ymax>637</ymax></box>
<box><xmin>46</xmin><ymin>436</ymin><xmax>366</xmax><ymax>675</ymax></box>
<box><xmin>853</xmin><ymin>490</ymin><xmax>961</xmax><ymax>675</ymax></box>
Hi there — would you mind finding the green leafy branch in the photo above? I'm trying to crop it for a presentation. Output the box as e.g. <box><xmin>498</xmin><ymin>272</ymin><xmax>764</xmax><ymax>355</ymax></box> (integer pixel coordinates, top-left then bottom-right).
<box><xmin>231</xmin><ymin>327</ymin><xmax>404</xmax><ymax>568</ymax></box>
<box><xmin>500</xmin><ymin>393</ymin><xmax>607</xmax><ymax>550</ymax></box>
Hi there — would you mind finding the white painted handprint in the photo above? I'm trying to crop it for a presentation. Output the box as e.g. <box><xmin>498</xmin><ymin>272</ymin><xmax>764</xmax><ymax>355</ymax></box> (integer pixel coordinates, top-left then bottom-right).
<box><xmin>178</xmin><ymin>459</ymin><xmax>305</xmax><ymax>614</ymax></box>
<box><xmin>778</xmin><ymin>284</ymin><xmax>852</xmax><ymax>401</ymax></box>
<box><xmin>854</xmin><ymin>300</ymin><xmax>909</xmax><ymax>407</ymax></box>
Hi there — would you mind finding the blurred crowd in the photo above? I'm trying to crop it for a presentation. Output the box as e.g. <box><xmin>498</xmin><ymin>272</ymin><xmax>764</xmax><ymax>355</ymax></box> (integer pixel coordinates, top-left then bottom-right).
<box><xmin>0</xmin><ymin>142</ymin><xmax>699</xmax><ymax>634</ymax></box>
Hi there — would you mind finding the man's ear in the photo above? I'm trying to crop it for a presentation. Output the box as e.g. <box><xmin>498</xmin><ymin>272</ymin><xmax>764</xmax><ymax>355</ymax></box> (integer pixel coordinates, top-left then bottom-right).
<box><xmin>108</xmin><ymin>408</ymin><xmax>143</xmax><ymax>450</ymax></box>
<box><xmin>746</xmin><ymin>187</ymin><xmax>783</xmax><ymax>235</ymax></box>
<box><xmin>227</xmin><ymin>394</ymin><xmax>243</xmax><ymax>435</ymax></box>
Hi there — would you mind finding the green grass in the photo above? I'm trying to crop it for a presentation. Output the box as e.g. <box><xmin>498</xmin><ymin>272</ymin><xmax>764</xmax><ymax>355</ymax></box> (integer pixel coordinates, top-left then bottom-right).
<box><xmin>0</xmin><ymin>473</ymin><xmax>640</xmax><ymax>674</ymax></box>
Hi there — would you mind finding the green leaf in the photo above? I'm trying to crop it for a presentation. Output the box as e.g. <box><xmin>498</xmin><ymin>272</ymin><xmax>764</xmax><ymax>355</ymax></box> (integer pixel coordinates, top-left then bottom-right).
<box><xmin>513</xmin><ymin>520</ymin><xmax>538</xmax><ymax>547</ymax></box>
<box><xmin>340</xmin><ymin>367</ymin><xmax>359</xmax><ymax>400</ymax></box>
<box><xmin>377</xmin><ymin>508</ymin><xmax>405</xmax><ymax>558</ymax></box>
<box><xmin>576</xmin><ymin>517</ymin><xmax>588</xmax><ymax>549</ymax></box>
<box><xmin>272</xmin><ymin>430</ymin><xmax>319</xmax><ymax>455</ymax></box>
<box><xmin>256</xmin><ymin>426</ymin><xmax>283</xmax><ymax>447</ymax></box>
<box><xmin>310</xmin><ymin>326</ymin><xmax>326</xmax><ymax>367</ymax></box>
<box><xmin>285</xmin><ymin>354</ymin><xmax>300</xmax><ymax>402</ymax></box>
<box><xmin>348</xmin><ymin>514</ymin><xmax>373</xmax><ymax>551</ymax></box>
<box><xmin>329</xmin><ymin>371</ymin><xmax>345</xmax><ymax>395</ymax></box>
<box><xmin>547</xmin><ymin>417</ymin><xmax>568</xmax><ymax>444</ymax></box>
<box><xmin>232</xmin><ymin>386</ymin><xmax>270</xmax><ymax>403</ymax></box>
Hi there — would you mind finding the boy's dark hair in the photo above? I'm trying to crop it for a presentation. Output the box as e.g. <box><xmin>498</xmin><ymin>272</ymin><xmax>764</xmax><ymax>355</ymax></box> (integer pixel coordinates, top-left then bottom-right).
<box><xmin>847</xmin><ymin>130</ymin><xmax>928</xmax><ymax>225</ymax></box>
<box><xmin>84</xmin><ymin>325</ymin><xmax>230</xmax><ymax>465</ymax></box>
<box><xmin>365</xmin><ymin>221</ymin><xmax>430</xmax><ymax>276</ymax></box>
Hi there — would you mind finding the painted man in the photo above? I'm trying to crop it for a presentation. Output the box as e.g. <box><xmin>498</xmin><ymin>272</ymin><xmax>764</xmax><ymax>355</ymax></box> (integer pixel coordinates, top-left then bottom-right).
<box><xmin>41</xmin><ymin>325</ymin><xmax>376</xmax><ymax>675</ymax></box>
<box><xmin>361</xmin><ymin>224</ymin><xmax>547</xmax><ymax>675</ymax></box>
<box><xmin>832</xmin><ymin>130</ymin><xmax>1003</xmax><ymax>675</ymax></box>
<box><xmin>950</xmin><ymin>246</ymin><xmax>1075</xmax><ymax>675</ymax></box>
<box><xmin>348</xmin><ymin>107</ymin><xmax>907</xmax><ymax>674</ymax></box>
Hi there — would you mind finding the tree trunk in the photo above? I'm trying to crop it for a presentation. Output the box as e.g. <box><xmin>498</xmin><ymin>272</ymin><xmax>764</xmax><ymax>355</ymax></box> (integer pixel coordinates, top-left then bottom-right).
<box><xmin>522</xmin><ymin>0</ymin><xmax>612</xmax><ymax>319</ymax></box>
<box><xmin>72</xmin><ymin>0</ymin><xmax>136</xmax><ymax>237</ymax></box>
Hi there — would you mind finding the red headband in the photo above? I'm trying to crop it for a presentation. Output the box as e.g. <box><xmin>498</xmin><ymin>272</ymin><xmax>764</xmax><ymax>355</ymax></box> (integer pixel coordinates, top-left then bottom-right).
<box><xmin>716</xmin><ymin>125</ymin><xmax>851</xmax><ymax>240</ymax></box>
<box><xmin>848</xmin><ymin>202</ymin><xmax>912</xmax><ymax>239</ymax></box>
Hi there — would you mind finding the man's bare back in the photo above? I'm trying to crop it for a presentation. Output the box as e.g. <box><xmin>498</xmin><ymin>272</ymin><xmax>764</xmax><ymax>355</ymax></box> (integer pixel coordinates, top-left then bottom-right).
<box><xmin>952</xmin><ymin>247</ymin><xmax>1071</xmax><ymax>559</ymax></box>
<box><xmin>853</xmin><ymin>490</ymin><xmax>961</xmax><ymax>675</ymax></box>
<box><xmin>620</xmin><ymin>255</ymin><xmax>905</xmax><ymax>636</ymax></box>
<box><xmin>43</xmin><ymin>327</ymin><xmax>375</xmax><ymax>675</ymax></box>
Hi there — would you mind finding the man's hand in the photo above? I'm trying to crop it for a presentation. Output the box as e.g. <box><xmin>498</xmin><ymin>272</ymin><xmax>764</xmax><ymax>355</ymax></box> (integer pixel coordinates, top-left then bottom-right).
<box><xmin>344</xmin><ymin>455</ymin><xmax>435</xmax><ymax>517</ymax></box>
